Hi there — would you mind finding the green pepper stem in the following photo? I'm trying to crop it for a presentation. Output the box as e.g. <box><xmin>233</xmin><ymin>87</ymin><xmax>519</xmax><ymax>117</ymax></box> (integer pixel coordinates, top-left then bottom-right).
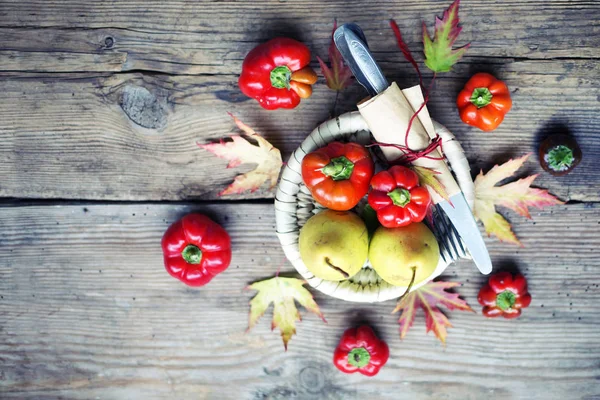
<box><xmin>182</xmin><ymin>244</ymin><xmax>202</xmax><ymax>264</ymax></box>
<box><xmin>388</xmin><ymin>188</ymin><xmax>411</xmax><ymax>207</ymax></box>
<box><xmin>321</xmin><ymin>156</ymin><xmax>355</xmax><ymax>181</ymax></box>
<box><xmin>470</xmin><ymin>87</ymin><xmax>493</xmax><ymax>108</ymax></box>
<box><xmin>496</xmin><ymin>290</ymin><xmax>516</xmax><ymax>311</ymax></box>
<box><xmin>270</xmin><ymin>65</ymin><xmax>292</xmax><ymax>89</ymax></box>
<box><xmin>348</xmin><ymin>347</ymin><xmax>371</xmax><ymax>368</ymax></box>
<box><xmin>546</xmin><ymin>145</ymin><xmax>575</xmax><ymax>172</ymax></box>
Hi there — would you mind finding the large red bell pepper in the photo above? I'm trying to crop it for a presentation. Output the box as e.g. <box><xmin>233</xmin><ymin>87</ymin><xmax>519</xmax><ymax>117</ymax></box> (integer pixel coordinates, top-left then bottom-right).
<box><xmin>333</xmin><ymin>325</ymin><xmax>389</xmax><ymax>377</ymax></box>
<box><xmin>239</xmin><ymin>37</ymin><xmax>318</xmax><ymax>110</ymax></box>
<box><xmin>302</xmin><ymin>141</ymin><xmax>374</xmax><ymax>211</ymax></box>
<box><xmin>161</xmin><ymin>214</ymin><xmax>232</xmax><ymax>287</ymax></box>
<box><xmin>367</xmin><ymin>165</ymin><xmax>431</xmax><ymax>228</ymax></box>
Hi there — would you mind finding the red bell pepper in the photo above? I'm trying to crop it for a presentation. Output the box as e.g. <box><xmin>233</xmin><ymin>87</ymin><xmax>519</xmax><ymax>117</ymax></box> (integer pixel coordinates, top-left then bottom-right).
<box><xmin>367</xmin><ymin>165</ymin><xmax>431</xmax><ymax>228</ymax></box>
<box><xmin>302</xmin><ymin>141</ymin><xmax>374</xmax><ymax>211</ymax></box>
<box><xmin>478</xmin><ymin>272</ymin><xmax>532</xmax><ymax>319</ymax></box>
<box><xmin>239</xmin><ymin>37</ymin><xmax>318</xmax><ymax>110</ymax></box>
<box><xmin>457</xmin><ymin>72</ymin><xmax>512</xmax><ymax>131</ymax></box>
<box><xmin>333</xmin><ymin>325</ymin><xmax>389</xmax><ymax>377</ymax></box>
<box><xmin>161</xmin><ymin>214</ymin><xmax>232</xmax><ymax>287</ymax></box>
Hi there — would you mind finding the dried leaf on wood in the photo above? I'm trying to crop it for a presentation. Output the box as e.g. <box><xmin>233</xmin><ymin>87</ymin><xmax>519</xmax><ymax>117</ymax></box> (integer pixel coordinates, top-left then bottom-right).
<box><xmin>317</xmin><ymin>20</ymin><xmax>353</xmax><ymax>91</ymax></box>
<box><xmin>422</xmin><ymin>0</ymin><xmax>470</xmax><ymax>73</ymax></box>
<box><xmin>247</xmin><ymin>276</ymin><xmax>326</xmax><ymax>350</ymax></box>
<box><xmin>474</xmin><ymin>153</ymin><xmax>564</xmax><ymax>245</ymax></box>
<box><xmin>393</xmin><ymin>280</ymin><xmax>472</xmax><ymax>344</ymax></box>
<box><xmin>198</xmin><ymin>114</ymin><xmax>282</xmax><ymax>196</ymax></box>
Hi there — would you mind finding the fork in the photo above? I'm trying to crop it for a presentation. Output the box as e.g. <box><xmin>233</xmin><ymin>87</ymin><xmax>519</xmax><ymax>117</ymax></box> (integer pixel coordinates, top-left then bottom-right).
<box><xmin>430</xmin><ymin>204</ymin><xmax>468</xmax><ymax>263</ymax></box>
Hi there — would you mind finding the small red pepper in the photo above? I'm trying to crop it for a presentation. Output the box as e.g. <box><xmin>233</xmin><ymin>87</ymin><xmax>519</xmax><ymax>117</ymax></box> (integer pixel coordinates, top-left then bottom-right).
<box><xmin>478</xmin><ymin>272</ymin><xmax>532</xmax><ymax>319</ymax></box>
<box><xmin>161</xmin><ymin>214</ymin><xmax>232</xmax><ymax>287</ymax></box>
<box><xmin>367</xmin><ymin>165</ymin><xmax>431</xmax><ymax>228</ymax></box>
<box><xmin>457</xmin><ymin>72</ymin><xmax>512</xmax><ymax>131</ymax></box>
<box><xmin>302</xmin><ymin>141</ymin><xmax>374</xmax><ymax>211</ymax></box>
<box><xmin>333</xmin><ymin>326</ymin><xmax>389</xmax><ymax>377</ymax></box>
<box><xmin>239</xmin><ymin>37</ymin><xmax>318</xmax><ymax>110</ymax></box>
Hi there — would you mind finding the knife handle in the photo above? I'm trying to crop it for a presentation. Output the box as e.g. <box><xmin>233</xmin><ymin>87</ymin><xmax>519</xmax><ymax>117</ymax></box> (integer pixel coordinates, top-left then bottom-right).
<box><xmin>334</xmin><ymin>24</ymin><xmax>388</xmax><ymax>96</ymax></box>
<box><xmin>358</xmin><ymin>82</ymin><xmax>460</xmax><ymax>203</ymax></box>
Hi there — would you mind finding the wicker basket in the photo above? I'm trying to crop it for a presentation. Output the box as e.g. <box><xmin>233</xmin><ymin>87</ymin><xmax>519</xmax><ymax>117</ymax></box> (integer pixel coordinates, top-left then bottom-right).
<box><xmin>275</xmin><ymin>111</ymin><xmax>473</xmax><ymax>303</ymax></box>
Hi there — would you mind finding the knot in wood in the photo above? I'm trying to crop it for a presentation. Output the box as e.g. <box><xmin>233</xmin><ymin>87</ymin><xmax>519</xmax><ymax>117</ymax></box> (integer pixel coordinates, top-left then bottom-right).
<box><xmin>298</xmin><ymin>366</ymin><xmax>325</xmax><ymax>394</ymax></box>
<box><xmin>104</xmin><ymin>37</ymin><xmax>114</xmax><ymax>48</ymax></box>
<box><xmin>120</xmin><ymin>85</ymin><xmax>167</xmax><ymax>130</ymax></box>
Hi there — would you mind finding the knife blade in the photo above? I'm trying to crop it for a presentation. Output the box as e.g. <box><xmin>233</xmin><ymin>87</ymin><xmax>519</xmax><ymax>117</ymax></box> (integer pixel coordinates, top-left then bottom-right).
<box><xmin>334</xmin><ymin>23</ymin><xmax>492</xmax><ymax>275</ymax></box>
<box><xmin>440</xmin><ymin>194</ymin><xmax>492</xmax><ymax>274</ymax></box>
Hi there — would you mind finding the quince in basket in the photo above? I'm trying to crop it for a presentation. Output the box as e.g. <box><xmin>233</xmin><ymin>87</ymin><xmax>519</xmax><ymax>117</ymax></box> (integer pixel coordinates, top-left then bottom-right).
<box><xmin>369</xmin><ymin>223</ymin><xmax>439</xmax><ymax>287</ymax></box>
<box><xmin>299</xmin><ymin>210</ymin><xmax>369</xmax><ymax>281</ymax></box>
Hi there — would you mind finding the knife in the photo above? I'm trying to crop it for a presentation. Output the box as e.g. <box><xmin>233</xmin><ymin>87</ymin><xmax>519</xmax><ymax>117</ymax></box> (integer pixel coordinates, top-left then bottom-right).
<box><xmin>334</xmin><ymin>23</ymin><xmax>492</xmax><ymax>275</ymax></box>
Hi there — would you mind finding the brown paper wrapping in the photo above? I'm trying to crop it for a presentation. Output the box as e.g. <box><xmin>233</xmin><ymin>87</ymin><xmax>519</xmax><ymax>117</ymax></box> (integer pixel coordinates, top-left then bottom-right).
<box><xmin>402</xmin><ymin>85</ymin><xmax>436</xmax><ymax>138</ymax></box>
<box><xmin>358</xmin><ymin>82</ymin><xmax>460</xmax><ymax>202</ymax></box>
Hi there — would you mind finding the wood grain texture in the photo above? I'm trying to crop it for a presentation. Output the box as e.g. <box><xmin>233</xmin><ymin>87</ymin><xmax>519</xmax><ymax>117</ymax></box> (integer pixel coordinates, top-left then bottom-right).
<box><xmin>0</xmin><ymin>1</ymin><xmax>598</xmax><ymax>74</ymax></box>
<box><xmin>0</xmin><ymin>57</ymin><xmax>599</xmax><ymax>201</ymax></box>
<box><xmin>1</xmin><ymin>1</ymin><xmax>600</xmax><ymax>399</ymax></box>
<box><xmin>1</xmin><ymin>202</ymin><xmax>599</xmax><ymax>399</ymax></box>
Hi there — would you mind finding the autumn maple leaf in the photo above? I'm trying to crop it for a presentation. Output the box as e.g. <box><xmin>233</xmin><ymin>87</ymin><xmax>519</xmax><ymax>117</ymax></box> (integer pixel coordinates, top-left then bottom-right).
<box><xmin>393</xmin><ymin>280</ymin><xmax>472</xmax><ymax>344</ymax></box>
<box><xmin>390</xmin><ymin>19</ymin><xmax>423</xmax><ymax>90</ymax></box>
<box><xmin>412</xmin><ymin>165</ymin><xmax>451</xmax><ymax>203</ymax></box>
<box><xmin>198</xmin><ymin>114</ymin><xmax>282</xmax><ymax>196</ymax></box>
<box><xmin>474</xmin><ymin>153</ymin><xmax>564</xmax><ymax>246</ymax></box>
<box><xmin>246</xmin><ymin>276</ymin><xmax>326</xmax><ymax>350</ymax></box>
<box><xmin>390</xmin><ymin>1</ymin><xmax>470</xmax><ymax>145</ymax></box>
<box><xmin>422</xmin><ymin>0</ymin><xmax>470</xmax><ymax>73</ymax></box>
<box><xmin>317</xmin><ymin>20</ymin><xmax>353</xmax><ymax>91</ymax></box>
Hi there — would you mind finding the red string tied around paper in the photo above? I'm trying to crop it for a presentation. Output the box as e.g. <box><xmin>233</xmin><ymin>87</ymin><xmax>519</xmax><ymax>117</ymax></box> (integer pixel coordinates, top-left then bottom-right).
<box><xmin>367</xmin><ymin>134</ymin><xmax>444</xmax><ymax>165</ymax></box>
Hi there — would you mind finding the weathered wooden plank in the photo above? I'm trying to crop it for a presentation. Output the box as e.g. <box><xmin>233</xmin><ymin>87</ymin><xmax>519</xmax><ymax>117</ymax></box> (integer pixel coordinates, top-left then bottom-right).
<box><xmin>0</xmin><ymin>1</ymin><xmax>598</xmax><ymax>74</ymax></box>
<box><xmin>0</xmin><ymin>202</ymin><xmax>599</xmax><ymax>399</ymax></box>
<box><xmin>0</xmin><ymin>57</ymin><xmax>598</xmax><ymax>201</ymax></box>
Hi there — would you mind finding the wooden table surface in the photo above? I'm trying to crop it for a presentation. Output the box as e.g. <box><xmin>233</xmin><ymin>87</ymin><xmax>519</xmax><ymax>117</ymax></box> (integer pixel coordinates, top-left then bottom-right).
<box><xmin>1</xmin><ymin>1</ymin><xmax>599</xmax><ymax>399</ymax></box>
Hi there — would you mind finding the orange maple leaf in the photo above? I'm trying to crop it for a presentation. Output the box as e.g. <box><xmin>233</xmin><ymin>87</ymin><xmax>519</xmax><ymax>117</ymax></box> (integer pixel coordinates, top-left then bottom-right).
<box><xmin>393</xmin><ymin>280</ymin><xmax>473</xmax><ymax>344</ymax></box>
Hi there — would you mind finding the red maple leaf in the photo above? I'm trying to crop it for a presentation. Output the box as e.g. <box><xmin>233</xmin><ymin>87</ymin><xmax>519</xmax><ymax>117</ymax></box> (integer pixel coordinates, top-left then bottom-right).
<box><xmin>317</xmin><ymin>20</ymin><xmax>353</xmax><ymax>91</ymax></box>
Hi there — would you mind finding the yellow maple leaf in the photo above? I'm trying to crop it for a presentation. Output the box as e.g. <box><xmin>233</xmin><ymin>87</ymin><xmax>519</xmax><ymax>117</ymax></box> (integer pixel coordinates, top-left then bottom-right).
<box><xmin>199</xmin><ymin>113</ymin><xmax>282</xmax><ymax>196</ymax></box>
<box><xmin>474</xmin><ymin>153</ymin><xmax>564</xmax><ymax>246</ymax></box>
<box><xmin>412</xmin><ymin>165</ymin><xmax>451</xmax><ymax>203</ymax></box>
<box><xmin>246</xmin><ymin>276</ymin><xmax>326</xmax><ymax>350</ymax></box>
